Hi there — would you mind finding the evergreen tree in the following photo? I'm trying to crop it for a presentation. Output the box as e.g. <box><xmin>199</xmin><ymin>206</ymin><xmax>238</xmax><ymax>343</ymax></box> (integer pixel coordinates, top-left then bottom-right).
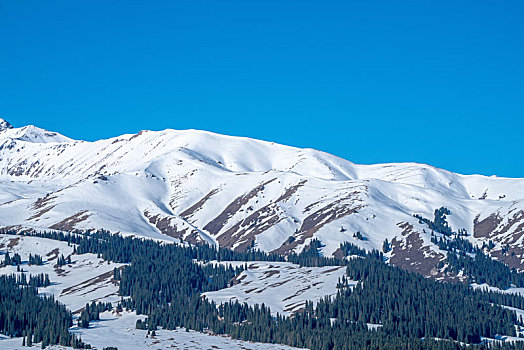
<box><xmin>382</xmin><ymin>238</ymin><xmax>391</xmax><ymax>253</ymax></box>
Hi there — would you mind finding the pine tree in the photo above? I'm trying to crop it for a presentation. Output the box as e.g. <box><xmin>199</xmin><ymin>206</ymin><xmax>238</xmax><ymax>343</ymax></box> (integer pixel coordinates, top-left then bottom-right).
<box><xmin>3</xmin><ymin>252</ymin><xmax>11</xmax><ymax>266</ymax></box>
<box><xmin>382</xmin><ymin>239</ymin><xmax>390</xmax><ymax>253</ymax></box>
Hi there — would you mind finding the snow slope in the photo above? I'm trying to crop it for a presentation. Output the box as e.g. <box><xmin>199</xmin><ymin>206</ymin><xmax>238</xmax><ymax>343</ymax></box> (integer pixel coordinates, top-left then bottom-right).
<box><xmin>203</xmin><ymin>261</ymin><xmax>350</xmax><ymax>316</ymax></box>
<box><xmin>0</xmin><ymin>311</ymin><xmax>303</xmax><ymax>350</ymax></box>
<box><xmin>0</xmin><ymin>234</ymin><xmax>123</xmax><ymax>311</ymax></box>
<box><xmin>1</xmin><ymin>117</ymin><xmax>524</xmax><ymax>276</ymax></box>
<box><xmin>0</xmin><ymin>234</ymin><xmax>307</xmax><ymax>350</ymax></box>
<box><xmin>73</xmin><ymin>311</ymin><xmax>304</xmax><ymax>350</ymax></box>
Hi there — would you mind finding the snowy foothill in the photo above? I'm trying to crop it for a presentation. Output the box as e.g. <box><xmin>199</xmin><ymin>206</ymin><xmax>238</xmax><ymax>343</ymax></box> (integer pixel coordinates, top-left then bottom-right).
<box><xmin>0</xmin><ymin>235</ymin><xmax>323</xmax><ymax>349</ymax></box>
<box><xmin>0</xmin><ymin>234</ymin><xmax>124</xmax><ymax>311</ymax></box>
<box><xmin>73</xmin><ymin>311</ymin><xmax>305</xmax><ymax>350</ymax></box>
<box><xmin>0</xmin><ymin>311</ymin><xmax>304</xmax><ymax>350</ymax></box>
<box><xmin>203</xmin><ymin>261</ymin><xmax>352</xmax><ymax>316</ymax></box>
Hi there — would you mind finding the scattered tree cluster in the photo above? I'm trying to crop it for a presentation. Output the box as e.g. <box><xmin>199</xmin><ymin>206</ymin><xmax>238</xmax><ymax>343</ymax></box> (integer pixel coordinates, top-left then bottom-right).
<box><xmin>28</xmin><ymin>253</ymin><xmax>43</xmax><ymax>265</ymax></box>
<box><xmin>77</xmin><ymin>302</ymin><xmax>113</xmax><ymax>328</ymax></box>
<box><xmin>56</xmin><ymin>254</ymin><xmax>71</xmax><ymax>267</ymax></box>
<box><xmin>2</xmin><ymin>252</ymin><xmax>22</xmax><ymax>266</ymax></box>
<box><xmin>339</xmin><ymin>241</ymin><xmax>367</xmax><ymax>257</ymax></box>
<box><xmin>415</xmin><ymin>207</ymin><xmax>454</xmax><ymax>236</ymax></box>
<box><xmin>289</xmin><ymin>240</ymin><xmax>367</xmax><ymax>267</ymax></box>
<box><xmin>431</xmin><ymin>234</ymin><xmax>476</xmax><ymax>254</ymax></box>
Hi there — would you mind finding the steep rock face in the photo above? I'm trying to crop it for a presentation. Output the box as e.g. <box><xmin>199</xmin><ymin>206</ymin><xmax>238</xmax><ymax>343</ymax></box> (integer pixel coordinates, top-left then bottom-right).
<box><xmin>0</xmin><ymin>118</ymin><xmax>523</xmax><ymax>274</ymax></box>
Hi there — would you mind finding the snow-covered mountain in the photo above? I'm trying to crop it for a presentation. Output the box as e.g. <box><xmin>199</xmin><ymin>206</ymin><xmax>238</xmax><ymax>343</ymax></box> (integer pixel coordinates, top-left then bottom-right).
<box><xmin>1</xmin><ymin>117</ymin><xmax>523</xmax><ymax>276</ymax></box>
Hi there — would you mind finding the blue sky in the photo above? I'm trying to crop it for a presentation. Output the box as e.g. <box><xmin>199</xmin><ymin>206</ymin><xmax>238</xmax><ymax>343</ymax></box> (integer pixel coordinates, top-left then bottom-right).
<box><xmin>1</xmin><ymin>1</ymin><xmax>522</xmax><ymax>177</ymax></box>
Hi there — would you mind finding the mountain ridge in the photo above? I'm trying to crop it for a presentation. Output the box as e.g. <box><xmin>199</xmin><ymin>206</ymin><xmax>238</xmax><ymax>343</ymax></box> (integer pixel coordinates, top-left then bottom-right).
<box><xmin>1</xmin><ymin>118</ymin><xmax>523</xmax><ymax>277</ymax></box>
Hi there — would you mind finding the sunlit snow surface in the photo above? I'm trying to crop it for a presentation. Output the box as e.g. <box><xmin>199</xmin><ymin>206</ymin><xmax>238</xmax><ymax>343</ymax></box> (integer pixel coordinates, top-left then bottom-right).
<box><xmin>1</xmin><ymin>120</ymin><xmax>524</xmax><ymax>260</ymax></box>
<box><xmin>0</xmin><ymin>234</ymin><xmax>124</xmax><ymax>311</ymax></box>
<box><xmin>2</xmin><ymin>120</ymin><xmax>524</xmax><ymax>347</ymax></box>
<box><xmin>0</xmin><ymin>311</ymin><xmax>304</xmax><ymax>350</ymax></box>
<box><xmin>203</xmin><ymin>261</ymin><xmax>351</xmax><ymax>316</ymax></box>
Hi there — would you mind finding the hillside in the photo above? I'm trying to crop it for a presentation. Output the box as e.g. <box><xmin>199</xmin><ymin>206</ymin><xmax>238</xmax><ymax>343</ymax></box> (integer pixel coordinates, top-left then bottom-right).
<box><xmin>1</xmin><ymin>117</ymin><xmax>524</xmax><ymax>278</ymax></box>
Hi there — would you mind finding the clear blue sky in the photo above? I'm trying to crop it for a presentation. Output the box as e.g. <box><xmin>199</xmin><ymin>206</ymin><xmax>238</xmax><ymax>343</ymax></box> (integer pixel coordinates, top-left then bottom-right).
<box><xmin>1</xmin><ymin>1</ymin><xmax>522</xmax><ymax>177</ymax></box>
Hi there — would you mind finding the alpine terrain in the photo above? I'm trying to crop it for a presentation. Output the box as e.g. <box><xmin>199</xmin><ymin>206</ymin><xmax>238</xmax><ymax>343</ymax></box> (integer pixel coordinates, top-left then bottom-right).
<box><xmin>2</xmin><ymin>117</ymin><xmax>524</xmax><ymax>349</ymax></box>
<box><xmin>1</xmin><ymin>117</ymin><xmax>524</xmax><ymax>276</ymax></box>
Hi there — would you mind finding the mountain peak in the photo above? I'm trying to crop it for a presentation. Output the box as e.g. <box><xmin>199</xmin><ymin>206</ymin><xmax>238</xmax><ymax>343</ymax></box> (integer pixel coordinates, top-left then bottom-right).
<box><xmin>0</xmin><ymin>118</ymin><xmax>13</xmax><ymax>131</ymax></box>
<box><xmin>0</xmin><ymin>119</ymin><xmax>75</xmax><ymax>144</ymax></box>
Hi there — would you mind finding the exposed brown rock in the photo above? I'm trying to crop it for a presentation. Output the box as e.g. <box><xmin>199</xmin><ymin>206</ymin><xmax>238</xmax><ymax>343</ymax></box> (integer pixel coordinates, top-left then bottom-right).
<box><xmin>214</xmin><ymin>180</ymin><xmax>308</xmax><ymax>252</ymax></box>
<box><xmin>204</xmin><ymin>178</ymin><xmax>277</xmax><ymax>235</ymax></box>
<box><xmin>390</xmin><ymin>222</ymin><xmax>452</xmax><ymax>280</ymax></box>
<box><xmin>491</xmin><ymin>247</ymin><xmax>524</xmax><ymax>271</ymax></box>
<box><xmin>179</xmin><ymin>189</ymin><xmax>219</xmax><ymax>219</ymax></box>
<box><xmin>217</xmin><ymin>203</ymin><xmax>282</xmax><ymax>251</ymax></box>
<box><xmin>274</xmin><ymin>193</ymin><xmax>364</xmax><ymax>255</ymax></box>
<box><xmin>7</xmin><ymin>237</ymin><xmax>20</xmax><ymax>248</ymax></box>
<box><xmin>498</xmin><ymin>210</ymin><xmax>524</xmax><ymax>242</ymax></box>
<box><xmin>46</xmin><ymin>248</ymin><xmax>60</xmax><ymax>261</ymax></box>
<box><xmin>474</xmin><ymin>213</ymin><xmax>502</xmax><ymax>238</ymax></box>
<box><xmin>474</xmin><ymin>210</ymin><xmax>524</xmax><ymax>246</ymax></box>
<box><xmin>274</xmin><ymin>180</ymin><xmax>307</xmax><ymax>203</ymax></box>
<box><xmin>262</xmin><ymin>270</ymin><xmax>280</xmax><ymax>279</ymax></box>
<box><xmin>144</xmin><ymin>210</ymin><xmax>189</xmax><ymax>240</ymax></box>
<box><xmin>332</xmin><ymin>247</ymin><xmax>344</xmax><ymax>259</ymax></box>
<box><xmin>28</xmin><ymin>205</ymin><xmax>56</xmax><ymax>221</ymax></box>
<box><xmin>61</xmin><ymin>270</ymin><xmax>114</xmax><ymax>296</ymax></box>
<box><xmin>50</xmin><ymin>210</ymin><xmax>90</xmax><ymax>231</ymax></box>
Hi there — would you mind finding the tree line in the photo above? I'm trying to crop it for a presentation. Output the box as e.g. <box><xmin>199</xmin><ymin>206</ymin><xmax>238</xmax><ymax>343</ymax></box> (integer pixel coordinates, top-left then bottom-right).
<box><xmin>4</xmin><ymin>229</ymin><xmax>524</xmax><ymax>349</ymax></box>
<box><xmin>0</xmin><ymin>274</ymin><xmax>89</xmax><ymax>348</ymax></box>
